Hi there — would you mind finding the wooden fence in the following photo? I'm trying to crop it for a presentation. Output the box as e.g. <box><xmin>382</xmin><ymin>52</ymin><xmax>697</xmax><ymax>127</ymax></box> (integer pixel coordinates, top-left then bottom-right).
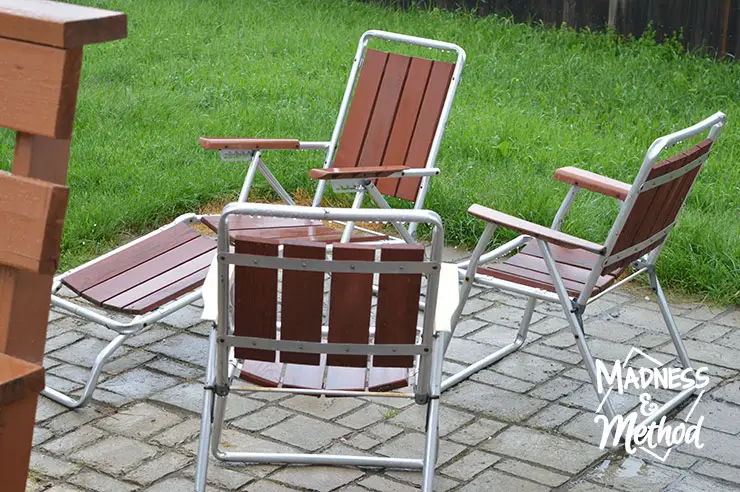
<box><xmin>370</xmin><ymin>0</ymin><xmax>740</xmax><ymax>58</ymax></box>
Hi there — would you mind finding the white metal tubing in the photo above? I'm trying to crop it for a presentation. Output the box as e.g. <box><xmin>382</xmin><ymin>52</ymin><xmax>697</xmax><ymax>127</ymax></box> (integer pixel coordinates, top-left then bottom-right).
<box><xmin>454</xmin><ymin>235</ymin><xmax>529</xmax><ymax>270</ymax></box>
<box><xmin>340</xmin><ymin>190</ymin><xmax>366</xmax><ymax>242</ymax></box>
<box><xmin>194</xmin><ymin>329</ymin><xmax>218</xmax><ymax>492</ymax></box>
<box><xmin>469</xmin><ymin>274</ymin><xmax>560</xmax><ymax>303</ymax></box>
<box><xmin>652</xmin><ymin>272</ymin><xmax>693</xmax><ymax>368</ymax></box>
<box><xmin>365</xmin><ymin>184</ymin><xmax>415</xmax><ymax>243</ymax></box>
<box><xmin>230</xmin><ymin>386</ymin><xmax>413</xmax><ymax>398</ymax></box>
<box><xmin>538</xmin><ymin>239</ymin><xmax>616</xmax><ymax>420</ymax></box>
<box><xmin>257</xmin><ymin>159</ymin><xmax>295</xmax><ymax>206</ymax></box>
<box><xmin>238</xmin><ymin>152</ymin><xmax>261</xmax><ymax>202</ymax></box>
<box><xmin>551</xmin><ymin>185</ymin><xmax>580</xmax><ymax>230</ymax></box>
<box><xmin>215</xmin><ymin>450</ymin><xmax>423</xmax><ymax>469</ymax></box>
<box><xmin>586</xmin><ymin>267</ymin><xmax>647</xmax><ymax>304</ymax></box>
<box><xmin>441</xmin><ymin>297</ymin><xmax>534</xmax><ymax>392</ymax></box>
<box><xmin>299</xmin><ymin>141</ymin><xmax>331</xmax><ymax>150</ymax></box>
<box><xmin>41</xmin><ymin>333</ymin><xmax>129</xmax><ymax>408</ymax></box>
<box><xmin>635</xmin><ymin>386</ymin><xmax>696</xmax><ymax>430</ymax></box>
<box><xmin>421</xmin><ymin>398</ymin><xmax>440</xmax><ymax>491</ymax></box>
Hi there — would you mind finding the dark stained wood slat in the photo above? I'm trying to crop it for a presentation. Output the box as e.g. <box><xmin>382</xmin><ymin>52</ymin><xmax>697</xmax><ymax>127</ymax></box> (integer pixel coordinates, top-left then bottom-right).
<box><xmin>283</xmin><ymin>362</ymin><xmax>324</xmax><ymax>389</ymax></box>
<box><xmin>395</xmin><ymin>60</ymin><xmax>455</xmax><ymax>201</ymax></box>
<box><xmin>327</xmin><ymin>245</ymin><xmax>374</xmax><ymax>367</ymax></box>
<box><xmin>103</xmin><ymin>249</ymin><xmax>215</xmax><ymax>311</ymax></box>
<box><xmin>333</xmin><ymin>49</ymin><xmax>389</xmax><ymax>169</ymax></box>
<box><xmin>377</xmin><ymin>57</ymin><xmax>433</xmax><ymax>196</ymax></box>
<box><xmin>374</xmin><ymin>244</ymin><xmax>424</xmax><ymax>367</ymax></box>
<box><xmin>480</xmin><ymin>263</ymin><xmax>591</xmax><ymax>297</ymax></box>
<box><xmin>62</xmin><ymin>223</ymin><xmax>200</xmax><ymax>293</ymax></box>
<box><xmin>520</xmin><ymin>241</ymin><xmax>602</xmax><ymax>271</ymax></box>
<box><xmin>200</xmin><ymin>215</ymin><xmax>322</xmax><ymax>233</ymax></box>
<box><xmin>356</xmin><ymin>53</ymin><xmax>411</xmax><ymax>170</ymax></box>
<box><xmin>234</xmin><ymin>239</ymin><xmax>279</xmax><ymax>362</ymax></box>
<box><xmin>508</xmin><ymin>250</ymin><xmax>615</xmax><ymax>286</ymax></box>
<box><xmin>280</xmin><ymin>242</ymin><xmax>326</xmax><ymax>365</ymax></box>
<box><xmin>119</xmin><ymin>267</ymin><xmax>209</xmax><ymax>315</ymax></box>
<box><xmin>233</xmin><ymin>225</ymin><xmax>341</xmax><ymax>241</ymax></box>
<box><xmin>79</xmin><ymin>236</ymin><xmax>216</xmax><ymax>303</ymax></box>
<box><xmin>325</xmin><ymin>366</ymin><xmax>366</xmax><ymax>391</ymax></box>
<box><xmin>240</xmin><ymin>361</ymin><xmax>282</xmax><ymax>388</ymax></box>
<box><xmin>368</xmin><ymin>367</ymin><xmax>409</xmax><ymax>392</ymax></box>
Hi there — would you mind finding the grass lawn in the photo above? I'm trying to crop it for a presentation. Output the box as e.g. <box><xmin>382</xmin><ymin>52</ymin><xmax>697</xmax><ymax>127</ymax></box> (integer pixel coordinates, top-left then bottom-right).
<box><xmin>1</xmin><ymin>0</ymin><xmax>738</xmax><ymax>303</ymax></box>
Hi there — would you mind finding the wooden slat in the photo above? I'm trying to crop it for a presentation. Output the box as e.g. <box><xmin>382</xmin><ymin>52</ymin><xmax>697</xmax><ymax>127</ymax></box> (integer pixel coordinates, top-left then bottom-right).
<box><xmin>280</xmin><ymin>242</ymin><xmax>326</xmax><ymax>365</ymax></box>
<box><xmin>283</xmin><ymin>362</ymin><xmax>324</xmax><ymax>389</ymax></box>
<box><xmin>374</xmin><ymin>244</ymin><xmax>424</xmax><ymax>367</ymax></box>
<box><xmin>395</xmin><ymin>60</ymin><xmax>455</xmax><ymax>201</ymax></box>
<box><xmin>356</xmin><ymin>53</ymin><xmax>411</xmax><ymax>169</ymax></box>
<box><xmin>200</xmin><ymin>215</ymin><xmax>322</xmax><ymax>233</ymax></box>
<box><xmin>240</xmin><ymin>361</ymin><xmax>281</xmax><ymax>388</ymax></box>
<box><xmin>234</xmin><ymin>239</ymin><xmax>279</xmax><ymax>362</ymax></box>
<box><xmin>233</xmin><ymin>225</ymin><xmax>340</xmax><ymax>241</ymax></box>
<box><xmin>327</xmin><ymin>244</ymin><xmax>374</xmax><ymax>367</ymax></box>
<box><xmin>79</xmin><ymin>236</ymin><xmax>215</xmax><ymax>303</ymax></box>
<box><xmin>0</xmin><ymin>353</ymin><xmax>44</xmax><ymax>406</ymax></box>
<box><xmin>62</xmin><ymin>223</ymin><xmax>200</xmax><ymax>293</ymax></box>
<box><xmin>0</xmin><ymin>38</ymin><xmax>82</xmax><ymax>139</ymax></box>
<box><xmin>520</xmin><ymin>241</ymin><xmax>601</xmax><ymax>271</ymax></box>
<box><xmin>0</xmin><ymin>0</ymin><xmax>127</xmax><ymax>49</ymax></box>
<box><xmin>333</xmin><ymin>49</ymin><xmax>388</xmax><ymax>168</ymax></box>
<box><xmin>325</xmin><ymin>366</ymin><xmax>365</xmax><ymax>391</ymax></box>
<box><xmin>480</xmin><ymin>263</ymin><xmax>589</xmax><ymax>297</ymax></box>
<box><xmin>368</xmin><ymin>367</ymin><xmax>409</xmax><ymax>392</ymax></box>
<box><xmin>103</xmin><ymin>249</ymin><xmax>214</xmax><ymax>312</ymax></box>
<box><xmin>509</xmin><ymin>250</ymin><xmax>616</xmax><ymax>286</ymax></box>
<box><xmin>119</xmin><ymin>267</ymin><xmax>209</xmax><ymax>315</ymax></box>
<box><xmin>377</xmin><ymin>57</ymin><xmax>433</xmax><ymax>196</ymax></box>
<box><xmin>0</xmin><ymin>173</ymin><xmax>68</xmax><ymax>274</ymax></box>
<box><xmin>198</xmin><ymin>138</ymin><xmax>299</xmax><ymax>150</ymax></box>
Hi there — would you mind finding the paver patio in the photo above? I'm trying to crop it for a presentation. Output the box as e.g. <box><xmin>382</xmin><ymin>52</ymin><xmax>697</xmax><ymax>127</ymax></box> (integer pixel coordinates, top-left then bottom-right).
<box><xmin>29</xmin><ymin>249</ymin><xmax>740</xmax><ymax>491</ymax></box>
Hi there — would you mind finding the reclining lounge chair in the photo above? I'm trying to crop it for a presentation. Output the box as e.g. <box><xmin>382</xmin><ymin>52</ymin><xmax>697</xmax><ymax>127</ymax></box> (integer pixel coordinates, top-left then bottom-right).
<box><xmin>444</xmin><ymin>112</ymin><xmax>726</xmax><ymax>427</ymax></box>
<box><xmin>44</xmin><ymin>30</ymin><xmax>465</xmax><ymax>408</ymax></box>
<box><xmin>195</xmin><ymin>203</ymin><xmax>457</xmax><ymax>492</ymax></box>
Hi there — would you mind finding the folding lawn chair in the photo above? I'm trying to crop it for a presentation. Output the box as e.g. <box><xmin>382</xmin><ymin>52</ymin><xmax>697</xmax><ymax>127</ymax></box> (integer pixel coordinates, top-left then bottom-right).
<box><xmin>444</xmin><ymin>112</ymin><xmax>726</xmax><ymax>428</ymax></box>
<box><xmin>198</xmin><ymin>30</ymin><xmax>465</xmax><ymax>245</ymax></box>
<box><xmin>194</xmin><ymin>203</ymin><xmax>458</xmax><ymax>492</ymax></box>
<box><xmin>42</xmin><ymin>29</ymin><xmax>463</xmax><ymax>409</ymax></box>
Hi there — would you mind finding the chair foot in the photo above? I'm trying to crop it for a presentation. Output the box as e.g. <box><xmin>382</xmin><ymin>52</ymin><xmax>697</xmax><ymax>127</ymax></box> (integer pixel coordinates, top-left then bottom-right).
<box><xmin>41</xmin><ymin>333</ymin><xmax>129</xmax><ymax>409</ymax></box>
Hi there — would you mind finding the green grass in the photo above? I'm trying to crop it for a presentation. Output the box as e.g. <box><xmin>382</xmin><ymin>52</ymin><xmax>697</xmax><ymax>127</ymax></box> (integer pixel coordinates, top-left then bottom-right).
<box><xmin>1</xmin><ymin>0</ymin><xmax>738</xmax><ymax>303</ymax></box>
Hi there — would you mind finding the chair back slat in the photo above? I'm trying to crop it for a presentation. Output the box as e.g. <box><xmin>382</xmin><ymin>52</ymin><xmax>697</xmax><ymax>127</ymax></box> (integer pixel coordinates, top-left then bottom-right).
<box><xmin>234</xmin><ymin>238</ymin><xmax>279</xmax><ymax>361</ymax></box>
<box><xmin>326</xmin><ymin>244</ymin><xmax>375</xmax><ymax>367</ymax></box>
<box><xmin>334</xmin><ymin>48</ymin><xmax>455</xmax><ymax>201</ymax></box>
<box><xmin>374</xmin><ymin>244</ymin><xmax>425</xmax><ymax>367</ymax></box>
<box><xmin>280</xmin><ymin>241</ymin><xmax>325</xmax><ymax>365</ymax></box>
<box><xmin>605</xmin><ymin>139</ymin><xmax>713</xmax><ymax>272</ymax></box>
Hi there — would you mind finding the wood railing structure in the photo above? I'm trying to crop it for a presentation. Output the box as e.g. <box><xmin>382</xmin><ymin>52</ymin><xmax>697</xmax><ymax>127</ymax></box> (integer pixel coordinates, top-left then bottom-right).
<box><xmin>0</xmin><ymin>1</ymin><xmax>126</xmax><ymax>489</ymax></box>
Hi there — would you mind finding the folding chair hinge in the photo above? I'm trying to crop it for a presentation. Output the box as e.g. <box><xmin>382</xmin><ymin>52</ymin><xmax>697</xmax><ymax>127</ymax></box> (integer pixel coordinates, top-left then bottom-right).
<box><xmin>204</xmin><ymin>383</ymin><xmax>230</xmax><ymax>397</ymax></box>
<box><xmin>219</xmin><ymin>149</ymin><xmax>255</xmax><ymax>162</ymax></box>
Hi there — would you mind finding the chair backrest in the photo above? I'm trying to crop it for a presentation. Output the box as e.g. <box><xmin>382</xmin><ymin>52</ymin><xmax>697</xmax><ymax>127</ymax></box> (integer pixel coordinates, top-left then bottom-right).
<box><xmin>315</xmin><ymin>31</ymin><xmax>465</xmax><ymax>205</ymax></box>
<box><xmin>600</xmin><ymin>113</ymin><xmax>725</xmax><ymax>275</ymax></box>
<box><xmin>216</xmin><ymin>203</ymin><xmax>446</xmax><ymax>398</ymax></box>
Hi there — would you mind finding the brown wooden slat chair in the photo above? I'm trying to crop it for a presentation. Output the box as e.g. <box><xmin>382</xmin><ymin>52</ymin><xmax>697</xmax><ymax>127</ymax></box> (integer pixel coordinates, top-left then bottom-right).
<box><xmin>444</xmin><ymin>113</ymin><xmax>726</xmax><ymax>430</ymax></box>
<box><xmin>198</xmin><ymin>30</ymin><xmax>465</xmax><ymax>244</ymax></box>
<box><xmin>195</xmin><ymin>203</ymin><xmax>456</xmax><ymax>492</ymax></box>
<box><xmin>44</xmin><ymin>30</ymin><xmax>463</xmax><ymax>410</ymax></box>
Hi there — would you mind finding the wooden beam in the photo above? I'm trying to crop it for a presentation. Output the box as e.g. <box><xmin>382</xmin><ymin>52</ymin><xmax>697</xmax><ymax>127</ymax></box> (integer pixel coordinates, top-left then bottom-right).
<box><xmin>0</xmin><ymin>173</ymin><xmax>69</xmax><ymax>275</ymax></box>
<box><xmin>0</xmin><ymin>0</ymin><xmax>126</xmax><ymax>49</ymax></box>
<box><xmin>0</xmin><ymin>39</ymin><xmax>82</xmax><ymax>139</ymax></box>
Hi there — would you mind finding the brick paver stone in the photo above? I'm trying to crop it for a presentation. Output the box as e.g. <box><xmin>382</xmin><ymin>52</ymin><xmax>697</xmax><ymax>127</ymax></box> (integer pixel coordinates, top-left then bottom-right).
<box><xmin>268</xmin><ymin>466</ymin><xmax>364</xmax><ymax>492</ymax></box>
<box><xmin>445</xmin><ymin>381</ymin><xmax>547</xmax><ymax>421</ymax></box>
<box><xmin>70</xmin><ymin>436</ymin><xmax>159</xmax><ymax>475</ymax></box>
<box><xmin>99</xmin><ymin>368</ymin><xmax>179</xmax><ymax>399</ymax></box>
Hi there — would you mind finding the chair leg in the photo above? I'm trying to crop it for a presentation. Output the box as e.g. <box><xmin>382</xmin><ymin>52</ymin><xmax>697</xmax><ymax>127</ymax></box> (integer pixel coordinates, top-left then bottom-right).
<box><xmin>650</xmin><ymin>270</ymin><xmax>693</xmax><ymax>369</ymax></box>
<box><xmin>195</xmin><ymin>327</ymin><xmax>219</xmax><ymax>492</ymax></box>
<box><xmin>41</xmin><ymin>333</ymin><xmax>130</xmax><ymax>409</ymax></box>
<box><xmin>421</xmin><ymin>397</ymin><xmax>440</xmax><ymax>492</ymax></box>
<box><xmin>441</xmin><ymin>296</ymin><xmax>535</xmax><ymax>392</ymax></box>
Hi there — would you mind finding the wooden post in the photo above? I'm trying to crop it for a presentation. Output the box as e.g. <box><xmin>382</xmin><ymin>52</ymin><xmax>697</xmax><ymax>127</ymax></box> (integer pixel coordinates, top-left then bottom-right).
<box><xmin>563</xmin><ymin>0</ymin><xmax>576</xmax><ymax>27</ymax></box>
<box><xmin>608</xmin><ymin>0</ymin><xmax>618</xmax><ymax>30</ymax></box>
<box><xmin>0</xmin><ymin>1</ymin><xmax>126</xmax><ymax>489</ymax></box>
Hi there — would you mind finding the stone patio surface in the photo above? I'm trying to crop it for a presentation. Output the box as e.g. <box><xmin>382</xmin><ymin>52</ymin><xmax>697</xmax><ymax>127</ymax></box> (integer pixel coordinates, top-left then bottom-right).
<box><xmin>29</xmin><ymin>248</ymin><xmax>740</xmax><ymax>491</ymax></box>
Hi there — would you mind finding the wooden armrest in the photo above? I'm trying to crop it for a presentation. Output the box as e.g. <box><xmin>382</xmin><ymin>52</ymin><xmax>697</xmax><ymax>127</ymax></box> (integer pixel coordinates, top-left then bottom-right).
<box><xmin>199</xmin><ymin>138</ymin><xmax>300</xmax><ymax>150</ymax></box>
<box><xmin>309</xmin><ymin>166</ymin><xmax>408</xmax><ymax>180</ymax></box>
<box><xmin>554</xmin><ymin>166</ymin><xmax>631</xmax><ymax>200</ymax></box>
<box><xmin>0</xmin><ymin>353</ymin><xmax>44</xmax><ymax>406</ymax></box>
<box><xmin>468</xmin><ymin>204</ymin><xmax>606</xmax><ymax>254</ymax></box>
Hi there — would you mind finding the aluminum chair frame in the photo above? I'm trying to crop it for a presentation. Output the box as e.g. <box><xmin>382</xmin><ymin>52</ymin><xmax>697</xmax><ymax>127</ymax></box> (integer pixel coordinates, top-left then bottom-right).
<box><xmin>443</xmin><ymin>112</ymin><xmax>726</xmax><ymax>431</ymax></box>
<box><xmin>194</xmin><ymin>203</ymin><xmax>450</xmax><ymax>492</ymax></box>
<box><xmin>205</xmin><ymin>30</ymin><xmax>466</xmax><ymax>244</ymax></box>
